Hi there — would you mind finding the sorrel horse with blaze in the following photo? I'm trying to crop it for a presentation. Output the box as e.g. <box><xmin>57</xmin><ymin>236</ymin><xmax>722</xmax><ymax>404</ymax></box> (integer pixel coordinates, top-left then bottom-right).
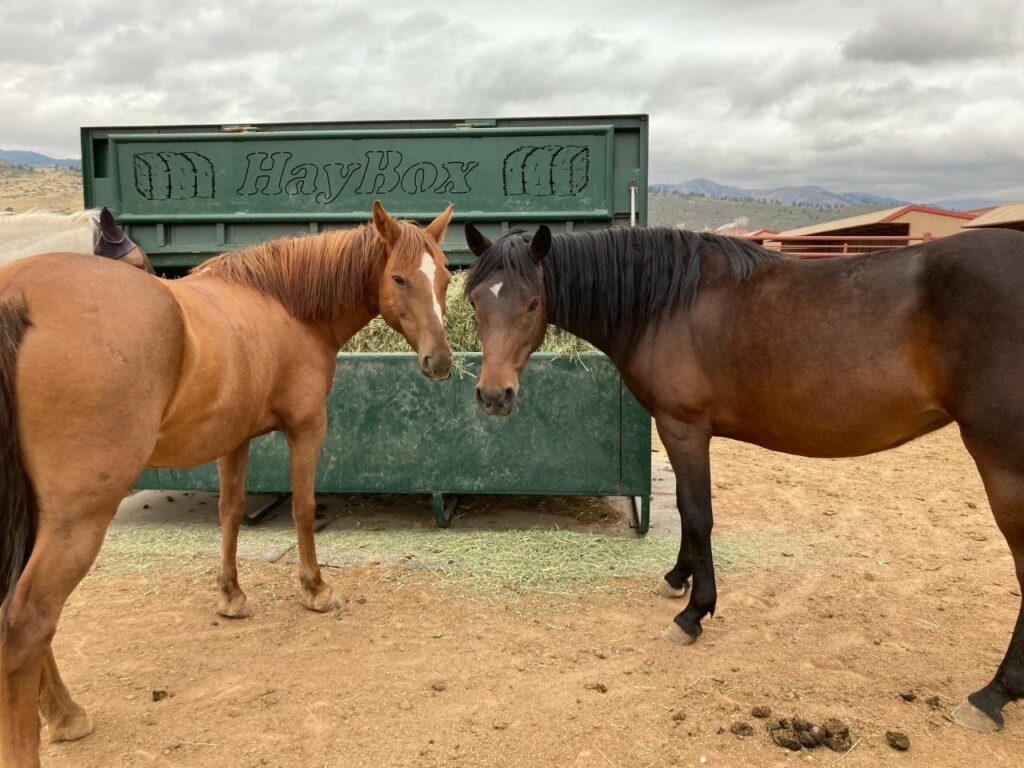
<box><xmin>0</xmin><ymin>201</ymin><xmax>454</xmax><ymax>767</ymax></box>
<box><xmin>464</xmin><ymin>222</ymin><xmax>1024</xmax><ymax>734</ymax></box>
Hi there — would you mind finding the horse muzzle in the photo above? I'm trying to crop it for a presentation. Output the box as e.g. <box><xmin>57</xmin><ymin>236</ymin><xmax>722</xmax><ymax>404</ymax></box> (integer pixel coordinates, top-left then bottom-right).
<box><xmin>475</xmin><ymin>384</ymin><xmax>516</xmax><ymax>417</ymax></box>
<box><xmin>419</xmin><ymin>350</ymin><xmax>452</xmax><ymax>382</ymax></box>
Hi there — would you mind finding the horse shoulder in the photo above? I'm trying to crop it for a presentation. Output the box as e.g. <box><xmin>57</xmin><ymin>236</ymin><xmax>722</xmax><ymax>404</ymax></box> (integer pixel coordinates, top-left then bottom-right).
<box><xmin>621</xmin><ymin>313</ymin><xmax>717</xmax><ymax>424</ymax></box>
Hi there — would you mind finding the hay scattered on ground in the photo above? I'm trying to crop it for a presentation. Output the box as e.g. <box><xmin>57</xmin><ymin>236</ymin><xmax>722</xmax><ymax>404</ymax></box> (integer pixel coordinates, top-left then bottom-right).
<box><xmin>342</xmin><ymin>272</ymin><xmax>595</xmax><ymax>357</ymax></box>
<box><xmin>93</xmin><ymin>523</ymin><xmax>789</xmax><ymax>596</ymax></box>
<box><xmin>314</xmin><ymin>529</ymin><xmax>685</xmax><ymax>594</ymax></box>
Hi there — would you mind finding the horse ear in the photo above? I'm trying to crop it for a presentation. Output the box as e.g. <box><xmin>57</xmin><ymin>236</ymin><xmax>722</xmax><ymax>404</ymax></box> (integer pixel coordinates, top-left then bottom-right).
<box><xmin>530</xmin><ymin>225</ymin><xmax>551</xmax><ymax>263</ymax></box>
<box><xmin>99</xmin><ymin>207</ymin><xmax>121</xmax><ymax>240</ymax></box>
<box><xmin>371</xmin><ymin>200</ymin><xmax>401</xmax><ymax>246</ymax></box>
<box><xmin>424</xmin><ymin>203</ymin><xmax>454</xmax><ymax>244</ymax></box>
<box><xmin>464</xmin><ymin>223</ymin><xmax>492</xmax><ymax>258</ymax></box>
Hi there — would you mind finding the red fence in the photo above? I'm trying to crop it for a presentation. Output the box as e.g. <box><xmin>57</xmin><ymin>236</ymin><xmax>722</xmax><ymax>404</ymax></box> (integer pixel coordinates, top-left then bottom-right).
<box><xmin>741</xmin><ymin>234</ymin><xmax>935</xmax><ymax>259</ymax></box>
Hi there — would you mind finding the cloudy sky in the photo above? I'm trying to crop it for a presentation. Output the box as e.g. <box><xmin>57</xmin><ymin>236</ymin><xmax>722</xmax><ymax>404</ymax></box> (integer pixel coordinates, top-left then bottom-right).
<box><xmin>2</xmin><ymin>0</ymin><xmax>1022</xmax><ymax>203</ymax></box>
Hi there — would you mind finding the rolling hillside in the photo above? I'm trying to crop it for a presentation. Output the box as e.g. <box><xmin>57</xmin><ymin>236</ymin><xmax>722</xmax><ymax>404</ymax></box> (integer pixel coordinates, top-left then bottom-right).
<box><xmin>652</xmin><ymin>178</ymin><xmax>904</xmax><ymax>208</ymax></box>
<box><xmin>648</xmin><ymin>192</ymin><xmax>886</xmax><ymax>232</ymax></box>
<box><xmin>0</xmin><ymin>162</ymin><xmax>83</xmax><ymax>212</ymax></box>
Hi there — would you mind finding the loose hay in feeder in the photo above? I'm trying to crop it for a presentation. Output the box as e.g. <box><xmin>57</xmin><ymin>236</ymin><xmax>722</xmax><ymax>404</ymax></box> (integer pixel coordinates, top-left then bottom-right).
<box><xmin>342</xmin><ymin>272</ymin><xmax>596</xmax><ymax>358</ymax></box>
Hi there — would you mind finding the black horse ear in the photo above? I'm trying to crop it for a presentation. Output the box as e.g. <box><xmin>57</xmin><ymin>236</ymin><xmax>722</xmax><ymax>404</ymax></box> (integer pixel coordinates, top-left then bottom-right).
<box><xmin>464</xmin><ymin>222</ymin><xmax>492</xmax><ymax>257</ymax></box>
<box><xmin>99</xmin><ymin>207</ymin><xmax>121</xmax><ymax>240</ymax></box>
<box><xmin>530</xmin><ymin>225</ymin><xmax>551</xmax><ymax>263</ymax></box>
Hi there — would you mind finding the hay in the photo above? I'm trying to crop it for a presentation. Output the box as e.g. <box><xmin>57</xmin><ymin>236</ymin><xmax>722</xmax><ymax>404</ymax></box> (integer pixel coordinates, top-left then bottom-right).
<box><xmin>313</xmin><ymin>529</ymin><xmax>687</xmax><ymax>595</ymax></box>
<box><xmin>342</xmin><ymin>271</ymin><xmax>595</xmax><ymax>357</ymax></box>
<box><xmin>90</xmin><ymin>522</ymin><xmax>772</xmax><ymax>597</ymax></box>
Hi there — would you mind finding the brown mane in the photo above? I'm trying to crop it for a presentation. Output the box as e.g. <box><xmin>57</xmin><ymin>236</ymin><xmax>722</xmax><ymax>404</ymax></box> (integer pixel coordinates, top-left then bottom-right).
<box><xmin>192</xmin><ymin>221</ymin><xmax>428</xmax><ymax>321</ymax></box>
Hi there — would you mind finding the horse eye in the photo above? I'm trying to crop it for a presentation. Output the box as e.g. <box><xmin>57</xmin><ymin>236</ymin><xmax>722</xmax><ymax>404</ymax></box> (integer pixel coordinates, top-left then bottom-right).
<box><xmin>527</xmin><ymin>298</ymin><xmax>540</xmax><ymax>312</ymax></box>
<box><xmin>392</xmin><ymin>275</ymin><xmax>408</xmax><ymax>287</ymax></box>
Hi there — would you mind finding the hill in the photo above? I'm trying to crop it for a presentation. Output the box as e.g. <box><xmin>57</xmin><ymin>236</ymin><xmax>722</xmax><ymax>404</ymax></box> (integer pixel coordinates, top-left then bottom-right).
<box><xmin>0</xmin><ymin>165</ymin><xmax>83</xmax><ymax>212</ymax></box>
<box><xmin>647</xmin><ymin>191</ymin><xmax>887</xmax><ymax>232</ymax></box>
<box><xmin>0</xmin><ymin>149</ymin><xmax>81</xmax><ymax>169</ymax></box>
<box><xmin>652</xmin><ymin>178</ymin><xmax>905</xmax><ymax>208</ymax></box>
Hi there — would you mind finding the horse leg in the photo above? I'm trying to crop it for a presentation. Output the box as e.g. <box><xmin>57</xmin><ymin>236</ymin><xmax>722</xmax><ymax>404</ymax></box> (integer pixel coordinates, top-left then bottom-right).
<box><xmin>656</xmin><ymin>417</ymin><xmax>693</xmax><ymax>600</ymax></box>
<box><xmin>655</xmin><ymin>415</ymin><xmax>716</xmax><ymax>645</ymax></box>
<box><xmin>950</xmin><ymin>448</ymin><xmax>1024</xmax><ymax>731</ymax></box>
<box><xmin>39</xmin><ymin>648</ymin><xmax>92</xmax><ymax>742</ymax></box>
<box><xmin>216</xmin><ymin>440</ymin><xmax>253</xmax><ymax>618</ymax></box>
<box><xmin>286</xmin><ymin>415</ymin><xmax>339</xmax><ymax>612</ymax></box>
<box><xmin>1</xmin><ymin>517</ymin><xmax>111</xmax><ymax>767</ymax></box>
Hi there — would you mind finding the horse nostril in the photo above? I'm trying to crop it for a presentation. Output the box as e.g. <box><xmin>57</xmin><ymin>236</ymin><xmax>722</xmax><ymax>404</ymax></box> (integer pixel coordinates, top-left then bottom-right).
<box><xmin>503</xmin><ymin>387</ymin><xmax>515</xmax><ymax>405</ymax></box>
<box><xmin>475</xmin><ymin>386</ymin><xmax>485</xmax><ymax>406</ymax></box>
<box><xmin>421</xmin><ymin>356</ymin><xmax>432</xmax><ymax>372</ymax></box>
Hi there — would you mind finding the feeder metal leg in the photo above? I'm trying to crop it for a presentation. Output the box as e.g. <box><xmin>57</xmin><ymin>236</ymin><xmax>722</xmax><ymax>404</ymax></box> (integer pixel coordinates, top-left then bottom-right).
<box><xmin>431</xmin><ymin>493</ymin><xmax>461</xmax><ymax>528</ymax></box>
<box><xmin>630</xmin><ymin>495</ymin><xmax>650</xmax><ymax>535</ymax></box>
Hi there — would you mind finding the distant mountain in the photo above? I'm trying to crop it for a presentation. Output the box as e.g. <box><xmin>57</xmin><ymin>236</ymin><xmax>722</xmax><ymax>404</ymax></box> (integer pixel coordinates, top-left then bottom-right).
<box><xmin>651</xmin><ymin>178</ymin><xmax>905</xmax><ymax>209</ymax></box>
<box><xmin>925</xmin><ymin>197</ymin><xmax>1009</xmax><ymax>212</ymax></box>
<box><xmin>0</xmin><ymin>150</ymin><xmax>81</xmax><ymax>169</ymax></box>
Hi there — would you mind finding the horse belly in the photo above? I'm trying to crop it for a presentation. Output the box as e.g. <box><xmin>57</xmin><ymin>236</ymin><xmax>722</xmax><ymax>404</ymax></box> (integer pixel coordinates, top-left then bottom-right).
<box><xmin>717</xmin><ymin>379</ymin><xmax>951</xmax><ymax>457</ymax></box>
<box><xmin>144</xmin><ymin>296</ymin><xmax>332</xmax><ymax>468</ymax></box>
<box><xmin>146</xmin><ymin>364</ymin><xmax>284</xmax><ymax>468</ymax></box>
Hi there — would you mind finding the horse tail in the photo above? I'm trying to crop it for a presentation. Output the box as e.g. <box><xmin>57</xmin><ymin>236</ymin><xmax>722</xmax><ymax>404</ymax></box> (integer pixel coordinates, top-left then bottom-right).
<box><xmin>0</xmin><ymin>295</ymin><xmax>35</xmax><ymax>611</ymax></box>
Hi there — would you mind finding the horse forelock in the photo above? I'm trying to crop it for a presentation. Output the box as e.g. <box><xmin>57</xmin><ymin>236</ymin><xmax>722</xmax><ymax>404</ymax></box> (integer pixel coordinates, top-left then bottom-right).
<box><xmin>465</xmin><ymin>229</ymin><xmax>544</xmax><ymax>297</ymax></box>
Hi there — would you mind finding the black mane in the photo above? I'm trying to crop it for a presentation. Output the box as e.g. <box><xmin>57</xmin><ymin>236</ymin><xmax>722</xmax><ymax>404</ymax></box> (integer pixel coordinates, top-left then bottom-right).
<box><xmin>466</xmin><ymin>227</ymin><xmax>782</xmax><ymax>340</ymax></box>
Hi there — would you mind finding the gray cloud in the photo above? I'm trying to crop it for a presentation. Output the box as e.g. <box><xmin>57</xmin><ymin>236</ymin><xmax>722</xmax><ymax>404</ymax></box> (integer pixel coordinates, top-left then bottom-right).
<box><xmin>842</xmin><ymin>0</ymin><xmax>1023</xmax><ymax>63</ymax></box>
<box><xmin>1</xmin><ymin>0</ymin><xmax>1022</xmax><ymax>202</ymax></box>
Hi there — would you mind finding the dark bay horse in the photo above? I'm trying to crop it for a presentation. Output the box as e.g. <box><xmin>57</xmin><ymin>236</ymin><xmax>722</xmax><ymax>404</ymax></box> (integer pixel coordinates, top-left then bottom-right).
<box><xmin>0</xmin><ymin>201</ymin><xmax>453</xmax><ymax>767</ymax></box>
<box><xmin>91</xmin><ymin>206</ymin><xmax>155</xmax><ymax>273</ymax></box>
<box><xmin>463</xmin><ymin>222</ymin><xmax>1024</xmax><ymax>734</ymax></box>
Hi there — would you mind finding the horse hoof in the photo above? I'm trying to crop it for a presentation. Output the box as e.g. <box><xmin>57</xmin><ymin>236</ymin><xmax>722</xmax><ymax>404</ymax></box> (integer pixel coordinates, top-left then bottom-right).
<box><xmin>48</xmin><ymin>707</ymin><xmax>94</xmax><ymax>743</ymax></box>
<box><xmin>303</xmin><ymin>589</ymin><xmax>341</xmax><ymax>613</ymax></box>
<box><xmin>655</xmin><ymin>577</ymin><xmax>690</xmax><ymax>599</ymax></box>
<box><xmin>217</xmin><ymin>597</ymin><xmax>253</xmax><ymax>619</ymax></box>
<box><xmin>952</xmin><ymin>701</ymin><xmax>1002</xmax><ymax>732</ymax></box>
<box><xmin>663</xmin><ymin>622</ymin><xmax>699</xmax><ymax>646</ymax></box>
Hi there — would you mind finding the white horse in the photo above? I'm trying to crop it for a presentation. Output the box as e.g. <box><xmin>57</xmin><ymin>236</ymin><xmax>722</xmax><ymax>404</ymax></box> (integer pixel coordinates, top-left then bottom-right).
<box><xmin>0</xmin><ymin>208</ymin><xmax>153</xmax><ymax>272</ymax></box>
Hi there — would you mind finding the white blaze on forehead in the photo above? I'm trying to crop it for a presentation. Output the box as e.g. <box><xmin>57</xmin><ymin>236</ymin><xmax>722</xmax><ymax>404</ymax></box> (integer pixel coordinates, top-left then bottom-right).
<box><xmin>489</xmin><ymin>281</ymin><xmax>504</xmax><ymax>299</ymax></box>
<box><xmin>419</xmin><ymin>252</ymin><xmax>444</xmax><ymax>323</ymax></box>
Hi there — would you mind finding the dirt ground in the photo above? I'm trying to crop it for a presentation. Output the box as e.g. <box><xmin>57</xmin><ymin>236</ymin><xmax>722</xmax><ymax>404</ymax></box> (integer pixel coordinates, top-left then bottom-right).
<box><xmin>36</xmin><ymin>424</ymin><xmax>1024</xmax><ymax>767</ymax></box>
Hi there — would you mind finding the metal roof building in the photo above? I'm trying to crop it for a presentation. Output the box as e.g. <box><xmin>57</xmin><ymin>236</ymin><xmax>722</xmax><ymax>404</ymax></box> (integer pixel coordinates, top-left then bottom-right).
<box><xmin>768</xmin><ymin>205</ymin><xmax>976</xmax><ymax>256</ymax></box>
<box><xmin>962</xmin><ymin>202</ymin><xmax>1024</xmax><ymax>232</ymax></box>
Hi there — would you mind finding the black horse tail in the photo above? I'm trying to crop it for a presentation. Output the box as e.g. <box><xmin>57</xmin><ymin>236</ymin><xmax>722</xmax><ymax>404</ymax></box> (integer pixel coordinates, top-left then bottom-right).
<box><xmin>0</xmin><ymin>295</ymin><xmax>35</xmax><ymax>613</ymax></box>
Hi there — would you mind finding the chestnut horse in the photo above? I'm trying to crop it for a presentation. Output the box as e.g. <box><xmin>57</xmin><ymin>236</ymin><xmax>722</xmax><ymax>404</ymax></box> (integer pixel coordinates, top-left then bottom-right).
<box><xmin>0</xmin><ymin>206</ymin><xmax>154</xmax><ymax>273</ymax></box>
<box><xmin>464</xmin><ymin>222</ymin><xmax>1024</xmax><ymax>734</ymax></box>
<box><xmin>0</xmin><ymin>201</ymin><xmax>453</xmax><ymax>766</ymax></box>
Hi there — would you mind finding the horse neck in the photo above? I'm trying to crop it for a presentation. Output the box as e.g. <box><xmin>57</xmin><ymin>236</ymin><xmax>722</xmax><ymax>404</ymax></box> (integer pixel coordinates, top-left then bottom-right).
<box><xmin>540</xmin><ymin>254</ymin><xmax>639</xmax><ymax>364</ymax></box>
<box><xmin>193</xmin><ymin>227</ymin><xmax>388</xmax><ymax>351</ymax></box>
<box><xmin>541</xmin><ymin>232</ymin><xmax>745</xmax><ymax>365</ymax></box>
<box><xmin>318</xmin><ymin>234</ymin><xmax>386</xmax><ymax>349</ymax></box>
